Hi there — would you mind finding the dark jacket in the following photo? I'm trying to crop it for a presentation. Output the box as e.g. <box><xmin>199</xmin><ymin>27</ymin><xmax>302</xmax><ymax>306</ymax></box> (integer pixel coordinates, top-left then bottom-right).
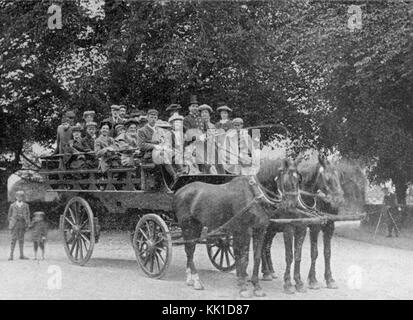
<box><xmin>183</xmin><ymin>113</ymin><xmax>203</xmax><ymax>131</ymax></box>
<box><xmin>137</xmin><ymin>124</ymin><xmax>159</xmax><ymax>158</ymax></box>
<box><xmin>8</xmin><ymin>202</ymin><xmax>30</xmax><ymax>230</ymax></box>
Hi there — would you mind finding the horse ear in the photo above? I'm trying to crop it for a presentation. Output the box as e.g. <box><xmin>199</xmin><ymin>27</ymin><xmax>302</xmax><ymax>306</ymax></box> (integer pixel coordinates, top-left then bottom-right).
<box><xmin>283</xmin><ymin>158</ymin><xmax>290</xmax><ymax>170</ymax></box>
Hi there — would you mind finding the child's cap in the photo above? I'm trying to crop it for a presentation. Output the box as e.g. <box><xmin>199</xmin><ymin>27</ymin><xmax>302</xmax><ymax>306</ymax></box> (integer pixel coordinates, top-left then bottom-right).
<box><xmin>33</xmin><ymin>211</ymin><xmax>45</xmax><ymax>216</ymax></box>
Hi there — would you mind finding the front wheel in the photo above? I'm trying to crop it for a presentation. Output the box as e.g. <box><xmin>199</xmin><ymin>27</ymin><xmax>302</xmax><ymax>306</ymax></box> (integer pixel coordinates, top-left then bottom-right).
<box><xmin>61</xmin><ymin>196</ymin><xmax>95</xmax><ymax>266</ymax></box>
<box><xmin>132</xmin><ymin>214</ymin><xmax>172</xmax><ymax>279</ymax></box>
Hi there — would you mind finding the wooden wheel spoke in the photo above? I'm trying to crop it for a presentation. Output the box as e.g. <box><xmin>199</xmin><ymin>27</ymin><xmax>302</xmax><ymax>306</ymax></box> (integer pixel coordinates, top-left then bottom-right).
<box><xmin>155</xmin><ymin>249</ymin><xmax>166</xmax><ymax>264</ymax></box>
<box><xmin>224</xmin><ymin>248</ymin><xmax>230</xmax><ymax>267</ymax></box>
<box><xmin>138</xmin><ymin>228</ymin><xmax>149</xmax><ymax>241</ymax></box>
<box><xmin>70</xmin><ymin>239</ymin><xmax>77</xmax><ymax>255</ymax></box>
<box><xmin>227</xmin><ymin>246</ymin><xmax>235</xmax><ymax>259</ymax></box>
<box><xmin>78</xmin><ymin>238</ymin><xmax>84</xmax><ymax>260</ymax></box>
<box><xmin>219</xmin><ymin>248</ymin><xmax>224</xmax><ymax>267</ymax></box>
<box><xmin>64</xmin><ymin>216</ymin><xmax>75</xmax><ymax>228</ymax></box>
<box><xmin>154</xmin><ymin>251</ymin><xmax>161</xmax><ymax>272</ymax></box>
<box><xmin>75</xmin><ymin>239</ymin><xmax>80</xmax><ymax>260</ymax></box>
<box><xmin>68</xmin><ymin>208</ymin><xmax>77</xmax><ymax>225</ymax></box>
<box><xmin>149</xmin><ymin>253</ymin><xmax>155</xmax><ymax>273</ymax></box>
<box><xmin>212</xmin><ymin>247</ymin><xmax>221</xmax><ymax>261</ymax></box>
<box><xmin>79</xmin><ymin>233</ymin><xmax>90</xmax><ymax>246</ymax></box>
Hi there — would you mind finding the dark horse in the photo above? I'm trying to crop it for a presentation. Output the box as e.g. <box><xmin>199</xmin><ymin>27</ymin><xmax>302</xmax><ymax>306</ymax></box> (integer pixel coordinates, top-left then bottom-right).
<box><xmin>173</xmin><ymin>158</ymin><xmax>301</xmax><ymax>297</ymax></box>
<box><xmin>260</xmin><ymin>155</ymin><xmax>346</xmax><ymax>293</ymax></box>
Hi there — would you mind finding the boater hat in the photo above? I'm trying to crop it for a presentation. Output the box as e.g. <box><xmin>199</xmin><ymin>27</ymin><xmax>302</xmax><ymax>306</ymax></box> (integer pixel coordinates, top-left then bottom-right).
<box><xmin>166</xmin><ymin>103</ymin><xmax>182</xmax><ymax>113</ymax></box>
<box><xmin>114</xmin><ymin>123</ymin><xmax>125</xmax><ymax>132</ymax></box>
<box><xmin>156</xmin><ymin>120</ymin><xmax>172</xmax><ymax>128</ymax></box>
<box><xmin>85</xmin><ymin>121</ymin><xmax>97</xmax><ymax>128</ymax></box>
<box><xmin>168</xmin><ymin>114</ymin><xmax>184</xmax><ymax>123</ymax></box>
<box><xmin>124</xmin><ymin>118</ymin><xmax>139</xmax><ymax>128</ymax></box>
<box><xmin>198</xmin><ymin>104</ymin><xmax>213</xmax><ymax>113</ymax></box>
<box><xmin>119</xmin><ymin>105</ymin><xmax>127</xmax><ymax>112</ymax></box>
<box><xmin>147</xmin><ymin>109</ymin><xmax>158</xmax><ymax>116</ymax></box>
<box><xmin>71</xmin><ymin>124</ymin><xmax>83</xmax><ymax>133</ymax></box>
<box><xmin>33</xmin><ymin>211</ymin><xmax>45</xmax><ymax>216</ymax></box>
<box><xmin>110</xmin><ymin>105</ymin><xmax>120</xmax><ymax>111</ymax></box>
<box><xmin>83</xmin><ymin>110</ymin><xmax>95</xmax><ymax>119</ymax></box>
<box><xmin>232</xmin><ymin>118</ymin><xmax>244</xmax><ymax>125</ymax></box>
<box><xmin>216</xmin><ymin>102</ymin><xmax>232</xmax><ymax>113</ymax></box>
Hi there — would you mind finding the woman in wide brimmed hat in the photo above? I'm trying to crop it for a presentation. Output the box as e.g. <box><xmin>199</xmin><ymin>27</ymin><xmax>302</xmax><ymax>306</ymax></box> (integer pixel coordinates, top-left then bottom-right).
<box><xmin>215</xmin><ymin>102</ymin><xmax>233</xmax><ymax>131</ymax></box>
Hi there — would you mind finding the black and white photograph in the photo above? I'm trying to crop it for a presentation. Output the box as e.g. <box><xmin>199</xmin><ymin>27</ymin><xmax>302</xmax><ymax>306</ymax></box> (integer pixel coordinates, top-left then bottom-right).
<box><xmin>0</xmin><ymin>0</ymin><xmax>412</xmax><ymax>302</ymax></box>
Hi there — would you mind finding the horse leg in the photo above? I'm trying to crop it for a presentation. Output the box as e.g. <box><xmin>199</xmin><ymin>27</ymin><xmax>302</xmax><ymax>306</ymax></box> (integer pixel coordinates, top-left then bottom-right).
<box><xmin>308</xmin><ymin>225</ymin><xmax>321</xmax><ymax>289</ymax></box>
<box><xmin>251</xmin><ymin>227</ymin><xmax>266</xmax><ymax>297</ymax></box>
<box><xmin>233</xmin><ymin>231</ymin><xmax>253</xmax><ymax>298</ymax></box>
<box><xmin>261</xmin><ymin>225</ymin><xmax>277</xmax><ymax>281</ymax></box>
<box><xmin>293</xmin><ymin>225</ymin><xmax>307</xmax><ymax>293</ymax></box>
<box><xmin>283</xmin><ymin>225</ymin><xmax>295</xmax><ymax>294</ymax></box>
<box><xmin>182</xmin><ymin>218</ymin><xmax>204</xmax><ymax>290</ymax></box>
<box><xmin>323</xmin><ymin>221</ymin><xmax>338</xmax><ymax>289</ymax></box>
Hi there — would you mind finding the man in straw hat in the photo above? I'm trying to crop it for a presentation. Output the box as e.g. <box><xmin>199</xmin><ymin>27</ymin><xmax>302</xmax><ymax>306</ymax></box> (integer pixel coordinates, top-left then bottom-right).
<box><xmin>166</xmin><ymin>103</ymin><xmax>182</xmax><ymax>118</ymax></box>
<box><xmin>8</xmin><ymin>190</ymin><xmax>30</xmax><ymax>260</ymax></box>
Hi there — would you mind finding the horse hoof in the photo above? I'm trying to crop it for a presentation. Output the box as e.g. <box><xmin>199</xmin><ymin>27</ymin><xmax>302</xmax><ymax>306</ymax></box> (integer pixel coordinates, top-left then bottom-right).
<box><xmin>283</xmin><ymin>285</ymin><xmax>295</xmax><ymax>295</ymax></box>
<box><xmin>308</xmin><ymin>281</ymin><xmax>321</xmax><ymax>290</ymax></box>
<box><xmin>186</xmin><ymin>279</ymin><xmax>194</xmax><ymax>286</ymax></box>
<box><xmin>295</xmin><ymin>284</ymin><xmax>307</xmax><ymax>293</ymax></box>
<box><xmin>326</xmin><ymin>280</ymin><xmax>338</xmax><ymax>289</ymax></box>
<box><xmin>254</xmin><ymin>289</ymin><xmax>266</xmax><ymax>297</ymax></box>
<box><xmin>239</xmin><ymin>289</ymin><xmax>253</xmax><ymax>298</ymax></box>
<box><xmin>193</xmin><ymin>282</ymin><xmax>204</xmax><ymax>290</ymax></box>
<box><xmin>262</xmin><ymin>274</ymin><xmax>273</xmax><ymax>281</ymax></box>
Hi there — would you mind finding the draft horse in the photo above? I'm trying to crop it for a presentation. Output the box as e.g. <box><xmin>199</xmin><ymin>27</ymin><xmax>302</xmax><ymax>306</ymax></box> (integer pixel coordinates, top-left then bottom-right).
<box><xmin>173</xmin><ymin>158</ymin><xmax>301</xmax><ymax>297</ymax></box>
<box><xmin>260</xmin><ymin>155</ymin><xmax>345</xmax><ymax>293</ymax></box>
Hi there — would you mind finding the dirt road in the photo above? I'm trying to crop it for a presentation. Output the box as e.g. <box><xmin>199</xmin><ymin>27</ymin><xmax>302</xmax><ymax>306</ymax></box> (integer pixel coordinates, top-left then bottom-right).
<box><xmin>0</xmin><ymin>228</ymin><xmax>412</xmax><ymax>300</ymax></box>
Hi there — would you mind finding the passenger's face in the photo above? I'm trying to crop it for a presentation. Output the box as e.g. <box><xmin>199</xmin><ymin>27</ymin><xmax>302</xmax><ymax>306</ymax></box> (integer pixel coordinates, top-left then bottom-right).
<box><xmin>233</xmin><ymin>123</ymin><xmax>243</xmax><ymax>130</ymax></box>
<box><xmin>101</xmin><ymin>125</ymin><xmax>110</xmax><ymax>136</ymax></box>
<box><xmin>111</xmin><ymin>110</ymin><xmax>119</xmax><ymax>119</ymax></box>
<box><xmin>189</xmin><ymin>104</ymin><xmax>198</xmax><ymax>114</ymax></box>
<box><xmin>200</xmin><ymin>110</ymin><xmax>210</xmax><ymax>121</ymax></box>
<box><xmin>86</xmin><ymin>126</ymin><xmax>96</xmax><ymax>136</ymax></box>
<box><xmin>73</xmin><ymin>132</ymin><xmax>82</xmax><ymax>140</ymax></box>
<box><xmin>120</xmin><ymin>109</ymin><xmax>126</xmax><ymax>117</ymax></box>
<box><xmin>16</xmin><ymin>194</ymin><xmax>24</xmax><ymax>201</ymax></box>
<box><xmin>127</xmin><ymin>124</ymin><xmax>137</xmax><ymax>134</ymax></box>
<box><xmin>85</xmin><ymin>115</ymin><xmax>94</xmax><ymax>123</ymax></box>
<box><xmin>220</xmin><ymin>111</ymin><xmax>229</xmax><ymax>120</ymax></box>
<box><xmin>67</xmin><ymin>116</ymin><xmax>75</xmax><ymax>126</ymax></box>
<box><xmin>148</xmin><ymin>114</ymin><xmax>157</xmax><ymax>126</ymax></box>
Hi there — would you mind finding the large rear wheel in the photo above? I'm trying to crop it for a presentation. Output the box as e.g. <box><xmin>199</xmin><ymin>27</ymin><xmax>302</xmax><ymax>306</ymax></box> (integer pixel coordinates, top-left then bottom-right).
<box><xmin>132</xmin><ymin>213</ymin><xmax>172</xmax><ymax>279</ymax></box>
<box><xmin>61</xmin><ymin>196</ymin><xmax>95</xmax><ymax>266</ymax></box>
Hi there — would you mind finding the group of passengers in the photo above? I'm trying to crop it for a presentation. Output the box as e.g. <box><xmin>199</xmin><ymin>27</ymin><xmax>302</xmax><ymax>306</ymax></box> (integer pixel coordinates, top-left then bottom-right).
<box><xmin>54</xmin><ymin>95</ymin><xmax>256</xmax><ymax>180</ymax></box>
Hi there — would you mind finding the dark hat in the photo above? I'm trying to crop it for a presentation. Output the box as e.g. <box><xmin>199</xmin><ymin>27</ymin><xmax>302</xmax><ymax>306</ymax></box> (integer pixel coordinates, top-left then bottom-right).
<box><xmin>166</xmin><ymin>103</ymin><xmax>182</xmax><ymax>112</ymax></box>
<box><xmin>71</xmin><ymin>125</ymin><xmax>83</xmax><ymax>133</ymax></box>
<box><xmin>65</xmin><ymin>111</ymin><xmax>76</xmax><ymax>118</ymax></box>
<box><xmin>100</xmin><ymin>120</ymin><xmax>112</xmax><ymax>129</ymax></box>
<box><xmin>125</xmin><ymin>118</ymin><xmax>139</xmax><ymax>128</ymax></box>
<box><xmin>232</xmin><ymin>118</ymin><xmax>244</xmax><ymax>125</ymax></box>
<box><xmin>85</xmin><ymin>121</ymin><xmax>97</xmax><ymax>128</ymax></box>
<box><xmin>129</xmin><ymin>110</ymin><xmax>144</xmax><ymax>118</ymax></box>
<box><xmin>189</xmin><ymin>95</ymin><xmax>199</xmax><ymax>106</ymax></box>
<box><xmin>198</xmin><ymin>104</ymin><xmax>213</xmax><ymax>113</ymax></box>
<box><xmin>110</xmin><ymin>104</ymin><xmax>120</xmax><ymax>111</ymax></box>
<box><xmin>147</xmin><ymin>109</ymin><xmax>158</xmax><ymax>116</ymax></box>
<box><xmin>217</xmin><ymin>102</ymin><xmax>232</xmax><ymax>113</ymax></box>
<box><xmin>83</xmin><ymin>110</ymin><xmax>95</xmax><ymax>119</ymax></box>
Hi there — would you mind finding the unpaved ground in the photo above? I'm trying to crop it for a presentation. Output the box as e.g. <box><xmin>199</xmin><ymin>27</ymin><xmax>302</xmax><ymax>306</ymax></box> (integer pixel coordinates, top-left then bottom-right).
<box><xmin>0</xmin><ymin>225</ymin><xmax>413</xmax><ymax>300</ymax></box>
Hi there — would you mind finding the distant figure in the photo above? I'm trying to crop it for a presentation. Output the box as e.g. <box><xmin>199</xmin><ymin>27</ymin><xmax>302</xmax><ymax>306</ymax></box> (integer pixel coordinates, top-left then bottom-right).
<box><xmin>119</xmin><ymin>105</ymin><xmax>127</xmax><ymax>121</ymax></box>
<box><xmin>8</xmin><ymin>190</ymin><xmax>30</xmax><ymax>260</ymax></box>
<box><xmin>30</xmin><ymin>211</ymin><xmax>48</xmax><ymax>260</ymax></box>
<box><xmin>382</xmin><ymin>187</ymin><xmax>400</xmax><ymax>237</ymax></box>
<box><xmin>103</xmin><ymin>105</ymin><xmax>124</xmax><ymax>136</ymax></box>
<box><xmin>82</xmin><ymin>110</ymin><xmax>96</xmax><ymax>130</ymax></box>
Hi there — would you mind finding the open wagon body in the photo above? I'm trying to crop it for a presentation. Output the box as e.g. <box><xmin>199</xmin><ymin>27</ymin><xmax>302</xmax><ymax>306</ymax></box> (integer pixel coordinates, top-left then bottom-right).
<box><xmin>38</xmin><ymin>155</ymin><xmax>239</xmax><ymax>278</ymax></box>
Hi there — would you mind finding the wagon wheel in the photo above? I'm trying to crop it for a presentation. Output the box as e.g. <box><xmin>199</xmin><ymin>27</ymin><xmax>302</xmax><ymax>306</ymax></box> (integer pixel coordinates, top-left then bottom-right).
<box><xmin>61</xmin><ymin>196</ymin><xmax>95</xmax><ymax>266</ymax></box>
<box><xmin>206</xmin><ymin>234</ymin><xmax>236</xmax><ymax>272</ymax></box>
<box><xmin>132</xmin><ymin>214</ymin><xmax>172</xmax><ymax>279</ymax></box>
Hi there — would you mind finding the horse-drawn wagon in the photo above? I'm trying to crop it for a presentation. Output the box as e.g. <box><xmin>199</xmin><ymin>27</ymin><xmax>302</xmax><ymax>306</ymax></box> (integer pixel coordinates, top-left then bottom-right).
<box><xmin>38</xmin><ymin>155</ymin><xmax>239</xmax><ymax>278</ymax></box>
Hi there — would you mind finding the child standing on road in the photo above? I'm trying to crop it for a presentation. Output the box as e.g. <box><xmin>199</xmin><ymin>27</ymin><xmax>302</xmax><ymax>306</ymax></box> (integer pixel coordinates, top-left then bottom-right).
<box><xmin>30</xmin><ymin>211</ymin><xmax>48</xmax><ymax>260</ymax></box>
<box><xmin>8</xmin><ymin>190</ymin><xmax>30</xmax><ymax>260</ymax></box>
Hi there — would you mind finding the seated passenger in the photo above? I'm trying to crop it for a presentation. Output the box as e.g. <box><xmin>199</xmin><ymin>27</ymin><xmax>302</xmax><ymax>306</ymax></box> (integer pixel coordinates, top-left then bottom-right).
<box><xmin>114</xmin><ymin>123</ymin><xmax>126</xmax><ymax>140</ymax></box>
<box><xmin>94</xmin><ymin>121</ymin><xmax>120</xmax><ymax>172</ymax></box>
<box><xmin>67</xmin><ymin>125</ymin><xmax>88</xmax><ymax>169</ymax></box>
<box><xmin>137</xmin><ymin>109</ymin><xmax>179</xmax><ymax>180</ymax></box>
<box><xmin>116</xmin><ymin>119</ymin><xmax>140</xmax><ymax>166</ymax></box>
<box><xmin>83</xmin><ymin>121</ymin><xmax>97</xmax><ymax>151</ymax></box>
<box><xmin>82</xmin><ymin>111</ymin><xmax>96</xmax><ymax>130</ymax></box>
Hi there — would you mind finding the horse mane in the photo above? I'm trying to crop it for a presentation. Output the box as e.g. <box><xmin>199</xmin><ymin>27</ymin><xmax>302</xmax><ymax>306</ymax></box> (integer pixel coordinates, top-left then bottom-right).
<box><xmin>256</xmin><ymin>157</ymin><xmax>284</xmax><ymax>186</ymax></box>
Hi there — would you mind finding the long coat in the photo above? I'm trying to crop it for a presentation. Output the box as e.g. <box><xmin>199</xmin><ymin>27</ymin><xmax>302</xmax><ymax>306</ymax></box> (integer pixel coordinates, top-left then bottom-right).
<box><xmin>183</xmin><ymin>113</ymin><xmax>203</xmax><ymax>131</ymax></box>
<box><xmin>55</xmin><ymin>124</ymin><xmax>73</xmax><ymax>167</ymax></box>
